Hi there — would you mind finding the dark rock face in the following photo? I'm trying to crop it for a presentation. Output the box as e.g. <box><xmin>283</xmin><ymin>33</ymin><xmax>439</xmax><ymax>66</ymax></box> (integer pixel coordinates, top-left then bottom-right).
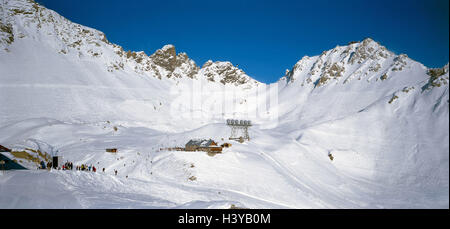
<box><xmin>0</xmin><ymin>23</ymin><xmax>14</xmax><ymax>44</ymax></box>
<box><xmin>423</xmin><ymin>64</ymin><xmax>449</xmax><ymax>90</ymax></box>
<box><xmin>200</xmin><ymin>60</ymin><xmax>253</xmax><ymax>86</ymax></box>
<box><xmin>149</xmin><ymin>45</ymin><xmax>199</xmax><ymax>79</ymax></box>
<box><xmin>150</xmin><ymin>45</ymin><xmax>177</xmax><ymax>72</ymax></box>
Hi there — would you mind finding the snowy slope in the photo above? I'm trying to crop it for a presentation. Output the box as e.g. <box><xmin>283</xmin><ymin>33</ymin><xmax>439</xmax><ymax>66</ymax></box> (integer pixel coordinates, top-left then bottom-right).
<box><xmin>0</xmin><ymin>0</ymin><xmax>448</xmax><ymax>209</ymax></box>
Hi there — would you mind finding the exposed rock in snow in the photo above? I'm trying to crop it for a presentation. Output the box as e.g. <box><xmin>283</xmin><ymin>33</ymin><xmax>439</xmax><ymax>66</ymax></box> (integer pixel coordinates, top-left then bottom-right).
<box><xmin>199</xmin><ymin>60</ymin><xmax>258</xmax><ymax>86</ymax></box>
<box><xmin>423</xmin><ymin>63</ymin><xmax>449</xmax><ymax>91</ymax></box>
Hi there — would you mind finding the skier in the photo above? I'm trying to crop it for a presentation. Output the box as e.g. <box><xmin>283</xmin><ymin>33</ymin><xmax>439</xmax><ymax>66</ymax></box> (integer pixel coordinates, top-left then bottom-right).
<box><xmin>114</xmin><ymin>170</ymin><xmax>118</xmax><ymax>176</ymax></box>
<box><xmin>93</xmin><ymin>166</ymin><xmax>96</xmax><ymax>172</ymax></box>
<box><xmin>40</xmin><ymin>161</ymin><xmax>46</xmax><ymax>169</ymax></box>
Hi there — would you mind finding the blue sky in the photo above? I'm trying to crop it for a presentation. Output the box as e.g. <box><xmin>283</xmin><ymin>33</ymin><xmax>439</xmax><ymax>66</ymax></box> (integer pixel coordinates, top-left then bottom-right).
<box><xmin>37</xmin><ymin>0</ymin><xmax>449</xmax><ymax>83</ymax></box>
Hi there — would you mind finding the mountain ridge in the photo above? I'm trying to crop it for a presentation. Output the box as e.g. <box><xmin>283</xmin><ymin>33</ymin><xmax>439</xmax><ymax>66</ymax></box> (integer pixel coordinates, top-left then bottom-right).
<box><xmin>2</xmin><ymin>0</ymin><xmax>447</xmax><ymax>88</ymax></box>
<box><xmin>0</xmin><ymin>0</ymin><xmax>260</xmax><ymax>87</ymax></box>
<box><xmin>280</xmin><ymin>38</ymin><xmax>448</xmax><ymax>87</ymax></box>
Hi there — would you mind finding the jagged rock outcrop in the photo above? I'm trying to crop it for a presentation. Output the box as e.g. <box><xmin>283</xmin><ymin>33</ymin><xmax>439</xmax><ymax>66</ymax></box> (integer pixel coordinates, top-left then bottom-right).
<box><xmin>423</xmin><ymin>63</ymin><xmax>449</xmax><ymax>90</ymax></box>
<box><xmin>150</xmin><ymin>44</ymin><xmax>177</xmax><ymax>72</ymax></box>
<box><xmin>199</xmin><ymin>60</ymin><xmax>258</xmax><ymax>86</ymax></box>
<box><xmin>149</xmin><ymin>45</ymin><xmax>199</xmax><ymax>79</ymax></box>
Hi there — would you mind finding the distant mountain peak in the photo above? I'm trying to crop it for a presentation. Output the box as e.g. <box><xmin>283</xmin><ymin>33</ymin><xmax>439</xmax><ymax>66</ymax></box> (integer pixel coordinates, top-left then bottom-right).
<box><xmin>152</xmin><ymin>44</ymin><xmax>176</xmax><ymax>61</ymax></box>
<box><xmin>150</xmin><ymin>44</ymin><xmax>180</xmax><ymax>72</ymax></box>
<box><xmin>161</xmin><ymin>44</ymin><xmax>175</xmax><ymax>51</ymax></box>
<box><xmin>198</xmin><ymin>60</ymin><xmax>259</xmax><ymax>86</ymax></box>
<box><xmin>280</xmin><ymin>38</ymin><xmax>411</xmax><ymax>87</ymax></box>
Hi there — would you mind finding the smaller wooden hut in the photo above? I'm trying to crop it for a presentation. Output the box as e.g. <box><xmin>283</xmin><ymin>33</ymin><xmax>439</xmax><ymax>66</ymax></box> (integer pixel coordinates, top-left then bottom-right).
<box><xmin>106</xmin><ymin>148</ymin><xmax>118</xmax><ymax>153</ymax></box>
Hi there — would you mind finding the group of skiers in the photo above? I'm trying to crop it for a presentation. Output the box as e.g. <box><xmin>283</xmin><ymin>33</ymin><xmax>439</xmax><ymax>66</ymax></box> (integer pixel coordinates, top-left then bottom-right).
<box><xmin>41</xmin><ymin>161</ymin><xmax>73</xmax><ymax>170</ymax></box>
<box><xmin>40</xmin><ymin>160</ymin><xmax>121</xmax><ymax>176</ymax></box>
<box><xmin>62</xmin><ymin>161</ymin><xmax>73</xmax><ymax>170</ymax></box>
<box><xmin>76</xmin><ymin>164</ymin><xmax>97</xmax><ymax>172</ymax></box>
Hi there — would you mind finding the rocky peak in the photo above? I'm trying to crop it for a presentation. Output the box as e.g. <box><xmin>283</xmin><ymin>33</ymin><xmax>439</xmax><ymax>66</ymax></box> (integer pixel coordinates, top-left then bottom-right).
<box><xmin>282</xmin><ymin>38</ymin><xmax>399</xmax><ymax>87</ymax></box>
<box><xmin>1</xmin><ymin>0</ymin><xmax>113</xmax><ymax>56</ymax></box>
<box><xmin>161</xmin><ymin>44</ymin><xmax>176</xmax><ymax>54</ymax></box>
<box><xmin>150</xmin><ymin>44</ymin><xmax>178</xmax><ymax>72</ymax></box>
<box><xmin>348</xmin><ymin>38</ymin><xmax>390</xmax><ymax>65</ymax></box>
<box><xmin>423</xmin><ymin>63</ymin><xmax>450</xmax><ymax>90</ymax></box>
<box><xmin>202</xmin><ymin>60</ymin><xmax>214</xmax><ymax>68</ymax></box>
<box><xmin>199</xmin><ymin>60</ymin><xmax>257</xmax><ymax>86</ymax></box>
<box><xmin>172</xmin><ymin>52</ymin><xmax>200</xmax><ymax>79</ymax></box>
<box><xmin>157</xmin><ymin>45</ymin><xmax>199</xmax><ymax>78</ymax></box>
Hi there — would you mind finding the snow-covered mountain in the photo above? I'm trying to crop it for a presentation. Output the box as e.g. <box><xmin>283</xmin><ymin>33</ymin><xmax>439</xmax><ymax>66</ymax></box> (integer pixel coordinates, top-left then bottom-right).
<box><xmin>0</xmin><ymin>0</ymin><xmax>448</xmax><ymax>209</ymax></box>
<box><xmin>0</xmin><ymin>0</ymin><xmax>261</xmax><ymax>129</ymax></box>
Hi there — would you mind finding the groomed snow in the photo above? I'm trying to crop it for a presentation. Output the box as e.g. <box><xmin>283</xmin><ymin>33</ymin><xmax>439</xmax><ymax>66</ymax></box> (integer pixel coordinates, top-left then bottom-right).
<box><xmin>0</xmin><ymin>0</ymin><xmax>448</xmax><ymax>209</ymax></box>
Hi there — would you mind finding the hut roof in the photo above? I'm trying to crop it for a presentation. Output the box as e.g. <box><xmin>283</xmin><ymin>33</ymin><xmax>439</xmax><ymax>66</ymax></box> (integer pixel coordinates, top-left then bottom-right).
<box><xmin>0</xmin><ymin>145</ymin><xmax>11</xmax><ymax>152</ymax></box>
<box><xmin>186</xmin><ymin>139</ymin><xmax>216</xmax><ymax>147</ymax></box>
